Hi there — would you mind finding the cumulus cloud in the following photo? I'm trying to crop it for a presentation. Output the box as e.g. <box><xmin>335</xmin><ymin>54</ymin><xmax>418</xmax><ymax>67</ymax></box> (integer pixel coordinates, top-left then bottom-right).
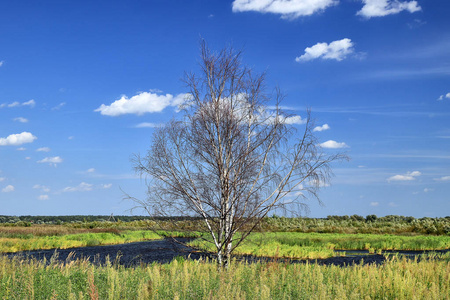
<box><xmin>13</xmin><ymin>117</ymin><xmax>28</xmax><ymax>123</ymax></box>
<box><xmin>357</xmin><ymin>0</ymin><xmax>421</xmax><ymax>18</ymax></box>
<box><xmin>437</xmin><ymin>93</ymin><xmax>450</xmax><ymax>101</ymax></box>
<box><xmin>38</xmin><ymin>195</ymin><xmax>49</xmax><ymax>200</ymax></box>
<box><xmin>22</xmin><ymin>99</ymin><xmax>36</xmax><ymax>107</ymax></box>
<box><xmin>36</xmin><ymin>147</ymin><xmax>51</xmax><ymax>152</ymax></box>
<box><xmin>320</xmin><ymin>140</ymin><xmax>349</xmax><ymax>148</ymax></box>
<box><xmin>95</xmin><ymin>92</ymin><xmax>189</xmax><ymax>116</ymax></box>
<box><xmin>37</xmin><ymin>156</ymin><xmax>63</xmax><ymax>166</ymax></box>
<box><xmin>387</xmin><ymin>170</ymin><xmax>421</xmax><ymax>182</ymax></box>
<box><xmin>296</xmin><ymin>38</ymin><xmax>354</xmax><ymax>62</ymax></box>
<box><xmin>281</xmin><ymin>115</ymin><xmax>306</xmax><ymax>125</ymax></box>
<box><xmin>101</xmin><ymin>183</ymin><xmax>112</xmax><ymax>189</ymax></box>
<box><xmin>232</xmin><ymin>0</ymin><xmax>338</xmax><ymax>19</ymax></box>
<box><xmin>0</xmin><ymin>132</ymin><xmax>37</xmax><ymax>146</ymax></box>
<box><xmin>0</xmin><ymin>99</ymin><xmax>35</xmax><ymax>109</ymax></box>
<box><xmin>434</xmin><ymin>176</ymin><xmax>450</xmax><ymax>181</ymax></box>
<box><xmin>63</xmin><ymin>182</ymin><xmax>94</xmax><ymax>192</ymax></box>
<box><xmin>2</xmin><ymin>185</ymin><xmax>15</xmax><ymax>193</ymax></box>
<box><xmin>313</xmin><ymin>124</ymin><xmax>330</xmax><ymax>132</ymax></box>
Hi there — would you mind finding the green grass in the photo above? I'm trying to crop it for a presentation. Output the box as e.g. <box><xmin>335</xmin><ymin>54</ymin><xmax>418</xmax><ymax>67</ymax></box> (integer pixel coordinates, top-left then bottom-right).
<box><xmin>0</xmin><ymin>230</ymin><xmax>199</xmax><ymax>253</ymax></box>
<box><xmin>0</xmin><ymin>253</ymin><xmax>448</xmax><ymax>299</ymax></box>
<box><xmin>189</xmin><ymin>232</ymin><xmax>450</xmax><ymax>260</ymax></box>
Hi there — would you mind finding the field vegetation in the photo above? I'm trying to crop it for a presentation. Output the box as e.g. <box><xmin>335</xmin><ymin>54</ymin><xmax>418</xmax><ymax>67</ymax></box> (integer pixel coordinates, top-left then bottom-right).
<box><xmin>0</xmin><ymin>253</ymin><xmax>449</xmax><ymax>299</ymax></box>
<box><xmin>0</xmin><ymin>215</ymin><xmax>449</xmax><ymax>298</ymax></box>
<box><xmin>190</xmin><ymin>232</ymin><xmax>450</xmax><ymax>260</ymax></box>
<box><xmin>0</xmin><ymin>227</ymin><xmax>198</xmax><ymax>253</ymax></box>
<box><xmin>1</xmin><ymin>214</ymin><xmax>449</xmax><ymax>235</ymax></box>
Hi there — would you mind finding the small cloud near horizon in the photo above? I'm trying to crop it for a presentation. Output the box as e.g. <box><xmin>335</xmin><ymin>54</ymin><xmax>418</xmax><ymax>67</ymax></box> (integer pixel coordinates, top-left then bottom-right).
<box><xmin>387</xmin><ymin>170</ymin><xmax>421</xmax><ymax>182</ymax></box>
<box><xmin>320</xmin><ymin>140</ymin><xmax>349</xmax><ymax>149</ymax></box>
<box><xmin>296</xmin><ymin>38</ymin><xmax>355</xmax><ymax>62</ymax></box>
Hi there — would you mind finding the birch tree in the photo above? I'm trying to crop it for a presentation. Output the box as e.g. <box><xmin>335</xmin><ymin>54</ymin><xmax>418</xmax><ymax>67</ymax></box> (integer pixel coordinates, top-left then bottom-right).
<box><xmin>132</xmin><ymin>41</ymin><xmax>346</xmax><ymax>268</ymax></box>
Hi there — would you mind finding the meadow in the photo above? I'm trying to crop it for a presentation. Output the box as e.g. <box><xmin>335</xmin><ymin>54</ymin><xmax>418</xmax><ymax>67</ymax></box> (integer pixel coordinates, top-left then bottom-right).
<box><xmin>0</xmin><ymin>253</ymin><xmax>449</xmax><ymax>299</ymax></box>
<box><xmin>0</xmin><ymin>216</ymin><xmax>449</xmax><ymax>298</ymax></box>
<box><xmin>189</xmin><ymin>232</ymin><xmax>450</xmax><ymax>260</ymax></box>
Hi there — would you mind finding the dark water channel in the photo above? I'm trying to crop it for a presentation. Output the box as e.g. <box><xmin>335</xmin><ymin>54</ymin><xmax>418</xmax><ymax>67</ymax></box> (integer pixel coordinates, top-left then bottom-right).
<box><xmin>6</xmin><ymin>238</ymin><xmax>449</xmax><ymax>268</ymax></box>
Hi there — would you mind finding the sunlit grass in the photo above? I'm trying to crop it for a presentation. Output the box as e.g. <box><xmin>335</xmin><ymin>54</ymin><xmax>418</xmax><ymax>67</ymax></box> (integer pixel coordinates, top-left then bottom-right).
<box><xmin>0</xmin><ymin>231</ymin><xmax>164</xmax><ymax>253</ymax></box>
<box><xmin>189</xmin><ymin>232</ymin><xmax>450</xmax><ymax>260</ymax></box>
<box><xmin>0</xmin><ymin>253</ymin><xmax>448</xmax><ymax>299</ymax></box>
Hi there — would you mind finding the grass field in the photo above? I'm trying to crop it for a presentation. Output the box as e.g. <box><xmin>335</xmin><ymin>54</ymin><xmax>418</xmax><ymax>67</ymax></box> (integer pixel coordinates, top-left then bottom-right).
<box><xmin>1</xmin><ymin>223</ymin><xmax>449</xmax><ymax>298</ymax></box>
<box><xmin>0</xmin><ymin>253</ymin><xmax>449</xmax><ymax>299</ymax></box>
<box><xmin>0</xmin><ymin>226</ymin><xmax>199</xmax><ymax>253</ymax></box>
<box><xmin>189</xmin><ymin>232</ymin><xmax>450</xmax><ymax>259</ymax></box>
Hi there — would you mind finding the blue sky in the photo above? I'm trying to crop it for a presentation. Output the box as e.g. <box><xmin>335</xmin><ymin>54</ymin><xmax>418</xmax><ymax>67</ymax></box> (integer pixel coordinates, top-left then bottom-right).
<box><xmin>0</xmin><ymin>0</ymin><xmax>449</xmax><ymax>217</ymax></box>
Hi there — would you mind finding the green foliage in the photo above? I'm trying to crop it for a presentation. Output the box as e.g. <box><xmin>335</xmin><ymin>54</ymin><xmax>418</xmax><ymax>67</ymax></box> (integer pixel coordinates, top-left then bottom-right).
<box><xmin>1</xmin><ymin>215</ymin><xmax>449</xmax><ymax>236</ymax></box>
<box><xmin>190</xmin><ymin>232</ymin><xmax>450</xmax><ymax>260</ymax></box>
<box><xmin>0</xmin><ymin>254</ymin><xmax>448</xmax><ymax>299</ymax></box>
<box><xmin>0</xmin><ymin>230</ymin><xmax>167</xmax><ymax>253</ymax></box>
<box><xmin>261</xmin><ymin>215</ymin><xmax>450</xmax><ymax>235</ymax></box>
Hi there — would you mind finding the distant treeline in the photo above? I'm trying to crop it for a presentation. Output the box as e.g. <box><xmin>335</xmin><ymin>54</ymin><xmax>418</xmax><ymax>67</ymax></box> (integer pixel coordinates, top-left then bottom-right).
<box><xmin>0</xmin><ymin>215</ymin><xmax>202</xmax><ymax>224</ymax></box>
<box><xmin>0</xmin><ymin>214</ymin><xmax>448</xmax><ymax>224</ymax></box>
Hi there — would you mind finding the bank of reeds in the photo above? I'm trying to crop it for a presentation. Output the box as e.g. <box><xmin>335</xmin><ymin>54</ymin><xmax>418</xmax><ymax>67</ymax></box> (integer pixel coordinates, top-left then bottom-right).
<box><xmin>189</xmin><ymin>232</ymin><xmax>450</xmax><ymax>260</ymax></box>
<box><xmin>0</xmin><ymin>231</ymin><xmax>163</xmax><ymax>253</ymax></box>
<box><xmin>0</xmin><ymin>253</ymin><xmax>449</xmax><ymax>299</ymax></box>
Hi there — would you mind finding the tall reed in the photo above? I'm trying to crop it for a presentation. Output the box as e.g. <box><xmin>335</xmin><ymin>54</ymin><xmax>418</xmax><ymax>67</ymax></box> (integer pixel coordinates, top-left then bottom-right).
<box><xmin>0</xmin><ymin>254</ymin><xmax>448</xmax><ymax>299</ymax></box>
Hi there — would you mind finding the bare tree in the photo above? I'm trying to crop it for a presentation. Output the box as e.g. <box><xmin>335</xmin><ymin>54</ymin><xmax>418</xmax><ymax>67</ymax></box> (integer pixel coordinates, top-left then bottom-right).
<box><xmin>132</xmin><ymin>41</ymin><xmax>347</xmax><ymax>268</ymax></box>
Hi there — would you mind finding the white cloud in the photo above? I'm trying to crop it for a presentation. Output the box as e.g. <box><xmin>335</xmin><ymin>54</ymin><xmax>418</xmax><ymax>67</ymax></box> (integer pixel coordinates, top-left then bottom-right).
<box><xmin>434</xmin><ymin>176</ymin><xmax>450</xmax><ymax>181</ymax></box>
<box><xmin>38</xmin><ymin>195</ymin><xmax>49</xmax><ymax>200</ymax></box>
<box><xmin>423</xmin><ymin>188</ymin><xmax>433</xmax><ymax>193</ymax></box>
<box><xmin>282</xmin><ymin>115</ymin><xmax>306</xmax><ymax>125</ymax></box>
<box><xmin>313</xmin><ymin>124</ymin><xmax>330</xmax><ymax>132</ymax></box>
<box><xmin>37</xmin><ymin>156</ymin><xmax>63</xmax><ymax>166</ymax></box>
<box><xmin>22</xmin><ymin>99</ymin><xmax>36</xmax><ymax>107</ymax></box>
<box><xmin>17</xmin><ymin>147</ymin><xmax>26</xmax><ymax>151</ymax></box>
<box><xmin>0</xmin><ymin>60</ymin><xmax>3</xmax><ymax>67</ymax></box>
<box><xmin>232</xmin><ymin>0</ymin><xmax>338</xmax><ymax>19</ymax></box>
<box><xmin>63</xmin><ymin>182</ymin><xmax>93</xmax><ymax>192</ymax></box>
<box><xmin>36</xmin><ymin>147</ymin><xmax>51</xmax><ymax>152</ymax></box>
<box><xmin>437</xmin><ymin>93</ymin><xmax>450</xmax><ymax>101</ymax></box>
<box><xmin>101</xmin><ymin>183</ymin><xmax>112</xmax><ymax>189</ymax></box>
<box><xmin>320</xmin><ymin>140</ymin><xmax>349</xmax><ymax>148</ymax></box>
<box><xmin>13</xmin><ymin>117</ymin><xmax>29</xmax><ymax>123</ymax></box>
<box><xmin>135</xmin><ymin>122</ymin><xmax>160</xmax><ymax>128</ymax></box>
<box><xmin>95</xmin><ymin>91</ymin><xmax>189</xmax><ymax>116</ymax></box>
<box><xmin>33</xmin><ymin>184</ymin><xmax>51</xmax><ymax>193</ymax></box>
<box><xmin>0</xmin><ymin>132</ymin><xmax>37</xmax><ymax>146</ymax></box>
<box><xmin>296</xmin><ymin>38</ymin><xmax>354</xmax><ymax>62</ymax></box>
<box><xmin>310</xmin><ymin>179</ymin><xmax>330</xmax><ymax>187</ymax></box>
<box><xmin>388</xmin><ymin>202</ymin><xmax>398</xmax><ymax>207</ymax></box>
<box><xmin>2</xmin><ymin>185</ymin><xmax>15</xmax><ymax>193</ymax></box>
<box><xmin>87</xmin><ymin>168</ymin><xmax>96</xmax><ymax>173</ymax></box>
<box><xmin>1</xmin><ymin>100</ymin><xmax>36</xmax><ymax>109</ymax></box>
<box><xmin>387</xmin><ymin>170</ymin><xmax>421</xmax><ymax>182</ymax></box>
<box><xmin>370</xmin><ymin>201</ymin><xmax>379</xmax><ymax>206</ymax></box>
<box><xmin>51</xmin><ymin>102</ymin><xmax>66</xmax><ymax>110</ymax></box>
<box><xmin>357</xmin><ymin>0</ymin><xmax>421</xmax><ymax>18</ymax></box>
<box><xmin>7</xmin><ymin>102</ymin><xmax>20</xmax><ymax>108</ymax></box>
<box><xmin>0</xmin><ymin>177</ymin><xmax>5</xmax><ymax>182</ymax></box>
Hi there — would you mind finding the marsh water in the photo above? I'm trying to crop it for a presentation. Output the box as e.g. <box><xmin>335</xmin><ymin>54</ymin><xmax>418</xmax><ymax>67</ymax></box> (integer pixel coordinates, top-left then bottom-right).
<box><xmin>6</xmin><ymin>238</ymin><xmax>449</xmax><ymax>267</ymax></box>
